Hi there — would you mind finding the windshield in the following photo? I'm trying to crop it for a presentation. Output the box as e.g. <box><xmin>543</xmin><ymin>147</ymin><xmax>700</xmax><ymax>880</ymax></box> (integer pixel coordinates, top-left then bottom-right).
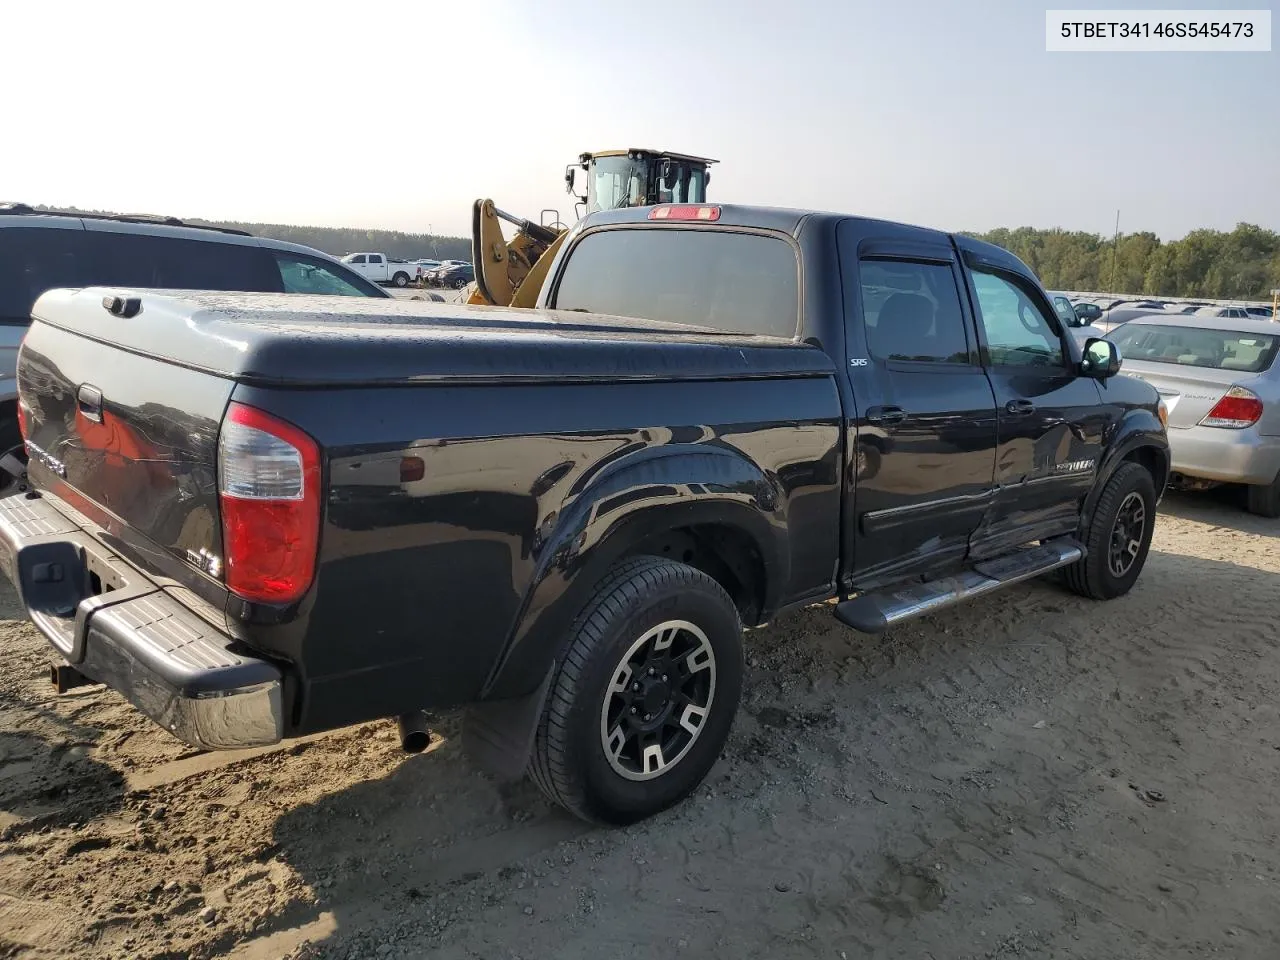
<box><xmin>1109</xmin><ymin>322</ymin><xmax>1279</xmax><ymax>373</ymax></box>
<box><xmin>588</xmin><ymin>156</ymin><xmax>648</xmax><ymax>213</ymax></box>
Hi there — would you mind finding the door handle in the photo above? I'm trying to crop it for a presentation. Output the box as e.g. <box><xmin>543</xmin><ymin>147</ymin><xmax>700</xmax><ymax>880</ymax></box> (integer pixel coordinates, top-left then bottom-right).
<box><xmin>866</xmin><ymin>405</ymin><xmax>907</xmax><ymax>425</ymax></box>
<box><xmin>77</xmin><ymin>384</ymin><xmax>103</xmax><ymax>423</ymax></box>
<box><xmin>1005</xmin><ymin>399</ymin><xmax>1036</xmax><ymax>416</ymax></box>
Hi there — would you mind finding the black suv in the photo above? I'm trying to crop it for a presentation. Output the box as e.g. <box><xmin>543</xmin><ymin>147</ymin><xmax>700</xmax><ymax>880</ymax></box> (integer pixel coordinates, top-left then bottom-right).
<box><xmin>0</xmin><ymin>203</ymin><xmax>391</xmax><ymax>494</ymax></box>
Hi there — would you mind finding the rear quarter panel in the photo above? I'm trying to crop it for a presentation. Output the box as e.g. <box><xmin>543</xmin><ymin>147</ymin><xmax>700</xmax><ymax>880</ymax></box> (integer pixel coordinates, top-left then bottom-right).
<box><xmin>238</xmin><ymin>374</ymin><xmax>842</xmax><ymax>734</ymax></box>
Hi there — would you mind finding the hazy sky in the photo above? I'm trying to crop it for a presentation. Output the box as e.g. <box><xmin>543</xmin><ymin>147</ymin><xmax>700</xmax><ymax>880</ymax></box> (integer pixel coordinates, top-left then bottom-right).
<box><xmin>3</xmin><ymin>0</ymin><xmax>1276</xmax><ymax>239</ymax></box>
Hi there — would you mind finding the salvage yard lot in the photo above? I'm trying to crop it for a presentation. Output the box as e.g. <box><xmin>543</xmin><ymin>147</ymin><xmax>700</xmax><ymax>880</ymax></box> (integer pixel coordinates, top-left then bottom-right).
<box><xmin>1</xmin><ymin>493</ymin><xmax>1277</xmax><ymax>960</ymax></box>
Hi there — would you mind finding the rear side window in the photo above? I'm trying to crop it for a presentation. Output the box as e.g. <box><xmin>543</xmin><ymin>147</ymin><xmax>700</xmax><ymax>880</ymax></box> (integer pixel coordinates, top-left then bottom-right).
<box><xmin>0</xmin><ymin>226</ymin><xmax>287</xmax><ymax>323</ymax></box>
<box><xmin>551</xmin><ymin>228</ymin><xmax>799</xmax><ymax>338</ymax></box>
<box><xmin>858</xmin><ymin>260</ymin><xmax>970</xmax><ymax>364</ymax></box>
<box><xmin>90</xmin><ymin>232</ymin><xmax>282</xmax><ymax>291</ymax></box>
<box><xmin>0</xmin><ymin>227</ymin><xmax>86</xmax><ymax>322</ymax></box>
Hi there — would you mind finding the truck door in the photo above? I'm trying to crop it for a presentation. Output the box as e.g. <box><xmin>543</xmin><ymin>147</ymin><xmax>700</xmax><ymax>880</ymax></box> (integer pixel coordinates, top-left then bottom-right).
<box><xmin>348</xmin><ymin>254</ymin><xmax>368</xmax><ymax>278</ymax></box>
<box><xmin>367</xmin><ymin>254</ymin><xmax>385</xmax><ymax>279</ymax></box>
<box><xmin>955</xmin><ymin>242</ymin><xmax>1108</xmax><ymax>555</ymax></box>
<box><xmin>837</xmin><ymin>222</ymin><xmax>999</xmax><ymax>589</ymax></box>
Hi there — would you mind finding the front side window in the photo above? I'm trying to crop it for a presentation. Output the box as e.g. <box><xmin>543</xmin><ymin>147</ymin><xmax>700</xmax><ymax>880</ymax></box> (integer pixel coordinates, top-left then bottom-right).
<box><xmin>858</xmin><ymin>260</ymin><xmax>971</xmax><ymax>364</ymax></box>
<box><xmin>552</xmin><ymin>228</ymin><xmax>798</xmax><ymax>338</ymax></box>
<box><xmin>274</xmin><ymin>252</ymin><xmax>381</xmax><ymax>297</ymax></box>
<box><xmin>968</xmin><ymin>268</ymin><xmax>1065</xmax><ymax>367</ymax></box>
<box><xmin>349</xmin><ymin>254</ymin><xmax>367</xmax><ymax>264</ymax></box>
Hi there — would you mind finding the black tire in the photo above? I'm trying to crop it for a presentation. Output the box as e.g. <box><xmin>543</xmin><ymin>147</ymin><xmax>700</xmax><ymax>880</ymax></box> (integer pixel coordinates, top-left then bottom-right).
<box><xmin>392</xmin><ymin>272</ymin><xmax>410</xmax><ymax>287</ymax></box>
<box><xmin>1246</xmin><ymin>472</ymin><xmax>1280</xmax><ymax>518</ymax></box>
<box><xmin>451</xmin><ymin>277</ymin><xmax>468</xmax><ymax>289</ymax></box>
<box><xmin>1063</xmin><ymin>461</ymin><xmax>1156</xmax><ymax>600</ymax></box>
<box><xmin>0</xmin><ymin>416</ymin><xmax>26</xmax><ymax>499</ymax></box>
<box><xmin>530</xmin><ymin>556</ymin><xmax>744</xmax><ymax>825</ymax></box>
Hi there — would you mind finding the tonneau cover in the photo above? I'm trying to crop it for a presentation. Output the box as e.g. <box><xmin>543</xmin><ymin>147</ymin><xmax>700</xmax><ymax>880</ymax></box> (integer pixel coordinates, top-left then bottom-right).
<box><xmin>32</xmin><ymin>288</ymin><xmax>834</xmax><ymax>387</ymax></box>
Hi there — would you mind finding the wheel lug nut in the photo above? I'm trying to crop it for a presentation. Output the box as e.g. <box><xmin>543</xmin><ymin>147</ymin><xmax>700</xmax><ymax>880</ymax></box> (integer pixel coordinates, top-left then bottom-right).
<box><xmin>644</xmin><ymin>714</ymin><xmax>651</xmax><ymax>721</ymax></box>
<box><xmin>661</xmin><ymin>674</ymin><xmax>668</xmax><ymax>682</ymax></box>
<box><xmin>630</xmin><ymin>706</ymin><xmax>637</xmax><ymax>714</ymax></box>
<box><xmin>648</xmin><ymin>668</ymin><xmax>656</xmax><ymax>676</ymax></box>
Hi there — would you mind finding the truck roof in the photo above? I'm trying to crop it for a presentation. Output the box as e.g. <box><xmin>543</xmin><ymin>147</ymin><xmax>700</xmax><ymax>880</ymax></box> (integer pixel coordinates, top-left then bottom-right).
<box><xmin>578</xmin><ymin>203</ymin><xmax>1041</xmax><ymax>284</ymax></box>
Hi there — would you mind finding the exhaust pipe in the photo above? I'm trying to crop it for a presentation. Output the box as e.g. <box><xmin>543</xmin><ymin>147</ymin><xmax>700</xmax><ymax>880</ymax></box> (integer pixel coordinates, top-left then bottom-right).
<box><xmin>397</xmin><ymin>710</ymin><xmax>432</xmax><ymax>754</ymax></box>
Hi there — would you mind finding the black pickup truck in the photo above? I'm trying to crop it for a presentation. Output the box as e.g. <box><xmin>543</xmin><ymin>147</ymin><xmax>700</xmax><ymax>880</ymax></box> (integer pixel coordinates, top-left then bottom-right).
<box><xmin>1</xmin><ymin>203</ymin><xmax>1169</xmax><ymax>825</ymax></box>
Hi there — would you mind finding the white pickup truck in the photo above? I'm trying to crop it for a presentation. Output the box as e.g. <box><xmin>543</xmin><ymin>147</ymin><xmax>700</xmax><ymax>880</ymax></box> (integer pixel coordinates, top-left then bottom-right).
<box><xmin>340</xmin><ymin>252</ymin><xmax>421</xmax><ymax>287</ymax></box>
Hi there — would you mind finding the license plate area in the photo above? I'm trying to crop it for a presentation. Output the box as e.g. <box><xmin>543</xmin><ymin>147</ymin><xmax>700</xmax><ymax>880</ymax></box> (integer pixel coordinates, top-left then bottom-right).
<box><xmin>17</xmin><ymin>537</ymin><xmax>158</xmax><ymax>664</ymax></box>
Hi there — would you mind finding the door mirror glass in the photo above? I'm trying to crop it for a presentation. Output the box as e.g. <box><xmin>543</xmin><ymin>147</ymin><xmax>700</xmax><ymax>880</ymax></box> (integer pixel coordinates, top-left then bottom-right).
<box><xmin>1083</xmin><ymin>337</ymin><xmax>1122</xmax><ymax>378</ymax></box>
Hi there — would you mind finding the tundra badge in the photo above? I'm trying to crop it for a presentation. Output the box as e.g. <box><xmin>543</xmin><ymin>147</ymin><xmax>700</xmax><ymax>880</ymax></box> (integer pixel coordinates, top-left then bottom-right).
<box><xmin>185</xmin><ymin>547</ymin><xmax>223</xmax><ymax>578</ymax></box>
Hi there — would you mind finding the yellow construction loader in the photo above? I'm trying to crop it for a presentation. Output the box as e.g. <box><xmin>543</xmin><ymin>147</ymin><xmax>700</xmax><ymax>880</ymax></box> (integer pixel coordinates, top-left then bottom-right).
<box><xmin>467</xmin><ymin>148</ymin><xmax>717</xmax><ymax>308</ymax></box>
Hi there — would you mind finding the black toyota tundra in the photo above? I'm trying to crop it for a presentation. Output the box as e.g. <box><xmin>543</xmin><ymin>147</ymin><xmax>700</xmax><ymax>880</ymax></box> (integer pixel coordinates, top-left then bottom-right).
<box><xmin>1</xmin><ymin>203</ymin><xmax>1169</xmax><ymax>826</ymax></box>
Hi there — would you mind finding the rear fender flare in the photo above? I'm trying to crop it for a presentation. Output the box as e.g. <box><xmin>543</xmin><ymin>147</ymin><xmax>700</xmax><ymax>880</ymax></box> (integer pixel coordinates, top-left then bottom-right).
<box><xmin>481</xmin><ymin>444</ymin><xmax>786</xmax><ymax>702</ymax></box>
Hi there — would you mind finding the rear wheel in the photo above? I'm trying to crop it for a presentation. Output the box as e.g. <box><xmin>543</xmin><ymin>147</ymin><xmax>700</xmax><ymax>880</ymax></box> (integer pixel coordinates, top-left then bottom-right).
<box><xmin>1246</xmin><ymin>472</ymin><xmax>1280</xmax><ymax>518</ymax></box>
<box><xmin>1063</xmin><ymin>462</ymin><xmax>1156</xmax><ymax>600</ymax></box>
<box><xmin>530</xmin><ymin>556</ymin><xmax>744</xmax><ymax>825</ymax></box>
<box><xmin>451</xmin><ymin>277</ymin><xmax>468</xmax><ymax>289</ymax></box>
<box><xmin>392</xmin><ymin>272</ymin><xmax>410</xmax><ymax>287</ymax></box>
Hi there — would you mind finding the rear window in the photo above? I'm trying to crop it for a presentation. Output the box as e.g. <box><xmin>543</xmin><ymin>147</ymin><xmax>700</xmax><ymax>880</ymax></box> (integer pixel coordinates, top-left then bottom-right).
<box><xmin>0</xmin><ymin>225</ymin><xmax>284</xmax><ymax>322</ymax></box>
<box><xmin>1109</xmin><ymin>322</ymin><xmax>1279</xmax><ymax>373</ymax></box>
<box><xmin>550</xmin><ymin>227</ymin><xmax>799</xmax><ymax>338</ymax></box>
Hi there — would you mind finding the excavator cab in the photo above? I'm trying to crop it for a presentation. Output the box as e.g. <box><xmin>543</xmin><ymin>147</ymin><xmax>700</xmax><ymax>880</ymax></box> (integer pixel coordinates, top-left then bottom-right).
<box><xmin>565</xmin><ymin>149</ymin><xmax>718</xmax><ymax>215</ymax></box>
<box><xmin>468</xmin><ymin>147</ymin><xmax>717</xmax><ymax>309</ymax></box>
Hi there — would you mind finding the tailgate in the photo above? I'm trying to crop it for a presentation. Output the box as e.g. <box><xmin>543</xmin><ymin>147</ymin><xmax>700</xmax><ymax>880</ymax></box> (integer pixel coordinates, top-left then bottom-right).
<box><xmin>18</xmin><ymin>320</ymin><xmax>232</xmax><ymax>589</ymax></box>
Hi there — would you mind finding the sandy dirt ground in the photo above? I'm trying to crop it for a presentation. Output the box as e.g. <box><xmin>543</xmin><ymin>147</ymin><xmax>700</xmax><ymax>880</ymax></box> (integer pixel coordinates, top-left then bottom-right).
<box><xmin>1</xmin><ymin>489</ymin><xmax>1277</xmax><ymax>960</ymax></box>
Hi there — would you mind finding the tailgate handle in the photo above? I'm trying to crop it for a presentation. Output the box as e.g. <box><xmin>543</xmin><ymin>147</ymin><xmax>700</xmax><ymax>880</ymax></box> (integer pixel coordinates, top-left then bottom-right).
<box><xmin>77</xmin><ymin>384</ymin><xmax>103</xmax><ymax>423</ymax></box>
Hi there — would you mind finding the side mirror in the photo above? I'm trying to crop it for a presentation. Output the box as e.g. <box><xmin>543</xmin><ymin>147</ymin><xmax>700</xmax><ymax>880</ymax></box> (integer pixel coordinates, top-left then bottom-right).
<box><xmin>564</xmin><ymin>165</ymin><xmax>577</xmax><ymax>196</ymax></box>
<box><xmin>1082</xmin><ymin>337</ymin><xmax>1122</xmax><ymax>379</ymax></box>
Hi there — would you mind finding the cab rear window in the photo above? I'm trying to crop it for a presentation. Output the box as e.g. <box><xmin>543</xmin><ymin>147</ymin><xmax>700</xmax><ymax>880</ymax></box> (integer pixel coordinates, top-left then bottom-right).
<box><xmin>550</xmin><ymin>227</ymin><xmax>799</xmax><ymax>338</ymax></box>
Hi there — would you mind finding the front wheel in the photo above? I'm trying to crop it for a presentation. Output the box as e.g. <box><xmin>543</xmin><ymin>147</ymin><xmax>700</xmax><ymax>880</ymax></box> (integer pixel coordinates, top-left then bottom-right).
<box><xmin>530</xmin><ymin>556</ymin><xmax>744</xmax><ymax>825</ymax></box>
<box><xmin>1062</xmin><ymin>461</ymin><xmax>1156</xmax><ymax>600</ymax></box>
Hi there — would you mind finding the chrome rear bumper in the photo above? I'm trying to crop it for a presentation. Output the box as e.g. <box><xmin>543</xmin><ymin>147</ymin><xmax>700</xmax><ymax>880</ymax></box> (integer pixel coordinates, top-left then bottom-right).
<box><xmin>0</xmin><ymin>491</ymin><xmax>283</xmax><ymax>750</ymax></box>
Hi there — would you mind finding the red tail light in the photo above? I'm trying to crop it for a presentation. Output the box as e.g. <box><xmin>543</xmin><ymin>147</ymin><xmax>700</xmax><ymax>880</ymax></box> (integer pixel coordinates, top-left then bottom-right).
<box><xmin>16</xmin><ymin>400</ymin><xmax>28</xmax><ymax>443</ymax></box>
<box><xmin>648</xmin><ymin>205</ymin><xmax>721</xmax><ymax>222</ymax></box>
<box><xmin>217</xmin><ymin>402</ymin><xmax>320</xmax><ymax>604</ymax></box>
<box><xmin>1200</xmin><ymin>386</ymin><xmax>1263</xmax><ymax>429</ymax></box>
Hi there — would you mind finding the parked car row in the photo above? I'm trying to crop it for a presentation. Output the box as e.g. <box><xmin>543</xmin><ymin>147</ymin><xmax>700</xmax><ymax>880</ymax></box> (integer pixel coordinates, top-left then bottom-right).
<box><xmin>420</xmin><ymin>260</ymin><xmax>475</xmax><ymax>289</ymax></box>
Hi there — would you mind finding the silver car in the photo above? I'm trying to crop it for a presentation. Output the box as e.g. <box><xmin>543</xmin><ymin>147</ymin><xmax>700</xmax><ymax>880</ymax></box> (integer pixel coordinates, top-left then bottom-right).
<box><xmin>1106</xmin><ymin>315</ymin><xmax>1280</xmax><ymax>516</ymax></box>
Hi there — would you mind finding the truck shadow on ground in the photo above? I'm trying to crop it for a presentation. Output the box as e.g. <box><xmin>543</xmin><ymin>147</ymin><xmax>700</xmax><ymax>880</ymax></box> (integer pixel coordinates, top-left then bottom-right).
<box><xmin>244</xmin><ymin>545</ymin><xmax>1280</xmax><ymax>960</ymax></box>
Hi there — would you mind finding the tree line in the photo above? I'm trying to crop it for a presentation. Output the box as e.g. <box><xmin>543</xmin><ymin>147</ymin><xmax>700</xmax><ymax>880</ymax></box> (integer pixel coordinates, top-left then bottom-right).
<box><xmin>966</xmin><ymin>222</ymin><xmax>1278</xmax><ymax>300</ymax></box>
<box><xmin>194</xmin><ymin>220</ymin><xmax>472</xmax><ymax>263</ymax></box>
<box><xmin>33</xmin><ymin>206</ymin><xmax>472</xmax><ymax>262</ymax></box>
